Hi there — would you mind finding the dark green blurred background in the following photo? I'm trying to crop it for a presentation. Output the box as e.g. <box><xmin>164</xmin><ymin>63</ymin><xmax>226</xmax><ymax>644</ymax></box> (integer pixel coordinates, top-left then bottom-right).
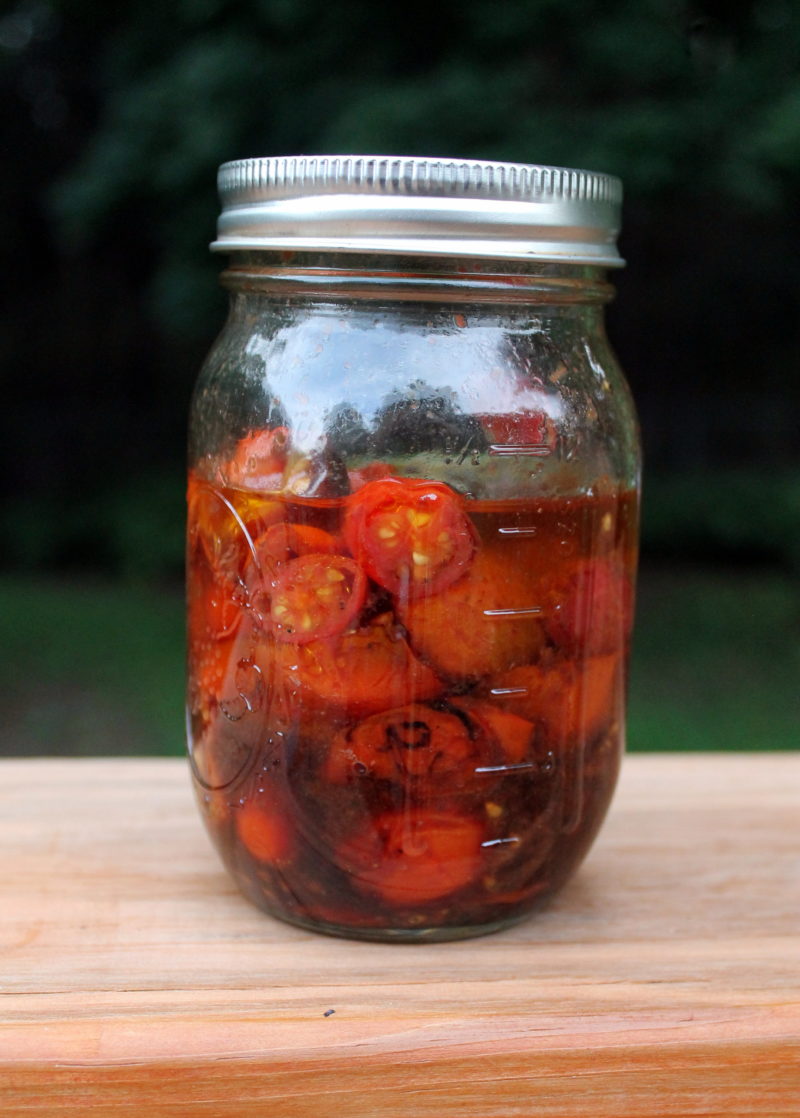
<box><xmin>1</xmin><ymin>0</ymin><xmax>798</xmax><ymax>756</ymax></box>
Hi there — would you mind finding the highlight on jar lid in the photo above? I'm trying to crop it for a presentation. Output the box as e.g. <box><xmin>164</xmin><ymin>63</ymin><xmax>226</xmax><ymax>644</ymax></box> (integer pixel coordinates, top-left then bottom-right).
<box><xmin>212</xmin><ymin>154</ymin><xmax>624</xmax><ymax>266</ymax></box>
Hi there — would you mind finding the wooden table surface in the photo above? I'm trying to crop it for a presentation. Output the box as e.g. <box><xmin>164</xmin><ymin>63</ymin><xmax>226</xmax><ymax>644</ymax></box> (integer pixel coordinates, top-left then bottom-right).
<box><xmin>1</xmin><ymin>754</ymin><xmax>798</xmax><ymax>1117</ymax></box>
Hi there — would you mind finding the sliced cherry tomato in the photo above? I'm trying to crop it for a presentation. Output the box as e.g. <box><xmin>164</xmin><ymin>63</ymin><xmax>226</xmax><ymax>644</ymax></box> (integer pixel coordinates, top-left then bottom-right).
<box><xmin>326</xmin><ymin>703</ymin><xmax>488</xmax><ymax>787</ymax></box>
<box><xmin>325</xmin><ymin>698</ymin><xmax>536</xmax><ymax>788</ymax></box>
<box><xmin>191</xmin><ymin>562</ymin><xmax>247</xmax><ymax>644</ymax></box>
<box><xmin>338</xmin><ymin>810</ymin><xmax>485</xmax><ymax>905</ymax></box>
<box><xmin>188</xmin><ymin>615</ymin><xmax>266</xmax><ymax>773</ymax></box>
<box><xmin>245</xmin><ymin>522</ymin><xmax>344</xmax><ymax>626</ymax></box>
<box><xmin>269</xmin><ymin>554</ymin><xmax>367</xmax><ymax>643</ymax></box>
<box><xmin>446</xmin><ymin>698</ymin><xmax>538</xmax><ymax>765</ymax></box>
<box><xmin>236</xmin><ymin>795</ymin><xmax>292</xmax><ymax>863</ymax></box>
<box><xmin>255</xmin><ymin>522</ymin><xmax>341</xmax><ymax>574</ymax></box>
<box><xmin>399</xmin><ymin>545</ymin><xmax>547</xmax><ymax>680</ymax></box>
<box><xmin>224</xmin><ymin>425</ymin><xmax>290</xmax><ymax>490</ymax></box>
<box><xmin>482</xmin><ymin>653</ymin><xmax>623</xmax><ymax>746</ymax></box>
<box><xmin>344</xmin><ymin>477</ymin><xmax>476</xmax><ymax>598</ymax></box>
<box><xmin>544</xmin><ymin>558</ymin><xmax>634</xmax><ymax>657</ymax></box>
<box><xmin>188</xmin><ymin>477</ymin><xmax>260</xmax><ymax>585</ymax></box>
<box><xmin>187</xmin><ymin>480</ymin><xmax>256</xmax><ymax>653</ymax></box>
<box><xmin>259</xmin><ymin>612</ymin><xmax>443</xmax><ymax>720</ymax></box>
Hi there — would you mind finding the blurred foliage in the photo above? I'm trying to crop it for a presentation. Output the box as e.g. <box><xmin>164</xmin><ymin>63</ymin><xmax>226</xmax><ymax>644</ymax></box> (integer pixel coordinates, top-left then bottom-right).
<box><xmin>0</xmin><ymin>576</ymin><xmax>185</xmax><ymax>756</ymax></box>
<box><xmin>628</xmin><ymin>564</ymin><xmax>800</xmax><ymax>751</ymax></box>
<box><xmin>38</xmin><ymin>0</ymin><xmax>800</xmax><ymax>334</ymax></box>
<box><xmin>642</xmin><ymin>468</ymin><xmax>800</xmax><ymax>568</ymax></box>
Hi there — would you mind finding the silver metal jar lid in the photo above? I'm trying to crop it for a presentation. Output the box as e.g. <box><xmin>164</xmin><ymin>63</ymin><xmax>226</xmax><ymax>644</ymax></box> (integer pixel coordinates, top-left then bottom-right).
<box><xmin>212</xmin><ymin>155</ymin><xmax>623</xmax><ymax>266</ymax></box>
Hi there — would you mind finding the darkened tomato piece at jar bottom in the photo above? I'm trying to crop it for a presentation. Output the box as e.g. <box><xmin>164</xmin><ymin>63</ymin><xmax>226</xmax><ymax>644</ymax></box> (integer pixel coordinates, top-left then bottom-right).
<box><xmin>236</xmin><ymin>794</ymin><xmax>293</xmax><ymax>864</ymax></box>
<box><xmin>344</xmin><ymin>477</ymin><xmax>476</xmax><ymax>597</ymax></box>
<box><xmin>338</xmin><ymin>811</ymin><xmax>485</xmax><ymax>906</ymax></box>
<box><xmin>269</xmin><ymin>554</ymin><xmax>367</xmax><ymax>643</ymax></box>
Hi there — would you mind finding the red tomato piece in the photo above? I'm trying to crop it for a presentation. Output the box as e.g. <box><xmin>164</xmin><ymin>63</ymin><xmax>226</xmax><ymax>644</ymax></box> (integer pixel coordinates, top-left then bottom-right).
<box><xmin>187</xmin><ymin>479</ymin><xmax>257</xmax><ymax>649</ymax></box>
<box><xmin>544</xmin><ymin>558</ymin><xmax>634</xmax><ymax>657</ymax></box>
<box><xmin>269</xmin><ymin>554</ymin><xmax>367</xmax><ymax>643</ymax></box>
<box><xmin>398</xmin><ymin>545</ymin><xmax>548</xmax><ymax>680</ymax></box>
<box><xmin>326</xmin><ymin>704</ymin><xmax>489</xmax><ymax>787</ymax></box>
<box><xmin>259</xmin><ymin>612</ymin><xmax>444</xmax><ymax>722</ymax></box>
<box><xmin>236</xmin><ymin>795</ymin><xmax>292</xmax><ymax>863</ymax></box>
<box><xmin>446</xmin><ymin>697</ymin><xmax>538</xmax><ymax>765</ymax></box>
<box><xmin>325</xmin><ymin>698</ymin><xmax>536</xmax><ymax>788</ymax></box>
<box><xmin>344</xmin><ymin>477</ymin><xmax>476</xmax><ymax>598</ymax></box>
<box><xmin>338</xmin><ymin>810</ymin><xmax>485</xmax><ymax>906</ymax></box>
<box><xmin>482</xmin><ymin>653</ymin><xmax>623</xmax><ymax>747</ymax></box>
<box><xmin>188</xmin><ymin>476</ymin><xmax>260</xmax><ymax>585</ymax></box>
<box><xmin>225</xmin><ymin>425</ymin><xmax>290</xmax><ymax>490</ymax></box>
<box><xmin>255</xmin><ymin>522</ymin><xmax>341</xmax><ymax>573</ymax></box>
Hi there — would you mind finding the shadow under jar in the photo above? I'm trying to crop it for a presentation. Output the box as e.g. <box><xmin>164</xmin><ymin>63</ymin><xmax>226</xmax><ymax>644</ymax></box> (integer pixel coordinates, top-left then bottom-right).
<box><xmin>186</xmin><ymin>155</ymin><xmax>640</xmax><ymax>941</ymax></box>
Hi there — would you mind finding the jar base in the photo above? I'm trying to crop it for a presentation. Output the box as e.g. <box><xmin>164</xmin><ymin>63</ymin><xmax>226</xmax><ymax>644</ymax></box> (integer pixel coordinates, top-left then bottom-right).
<box><xmin>248</xmin><ymin>901</ymin><xmax>542</xmax><ymax>943</ymax></box>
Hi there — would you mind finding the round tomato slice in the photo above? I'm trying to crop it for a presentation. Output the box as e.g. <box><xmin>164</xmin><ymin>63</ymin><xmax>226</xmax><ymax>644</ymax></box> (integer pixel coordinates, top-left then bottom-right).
<box><xmin>344</xmin><ymin>477</ymin><xmax>476</xmax><ymax>598</ymax></box>
<box><xmin>326</xmin><ymin>704</ymin><xmax>486</xmax><ymax>787</ymax></box>
<box><xmin>255</xmin><ymin>522</ymin><xmax>341</xmax><ymax>573</ymax></box>
<box><xmin>269</xmin><ymin>554</ymin><xmax>367</xmax><ymax>644</ymax></box>
<box><xmin>398</xmin><ymin>545</ymin><xmax>548</xmax><ymax>680</ymax></box>
<box><xmin>261</xmin><ymin>612</ymin><xmax>443</xmax><ymax>723</ymax></box>
<box><xmin>338</xmin><ymin>810</ymin><xmax>485</xmax><ymax>906</ymax></box>
<box><xmin>544</xmin><ymin>558</ymin><xmax>634</xmax><ymax>658</ymax></box>
<box><xmin>236</xmin><ymin>795</ymin><xmax>292</xmax><ymax>864</ymax></box>
<box><xmin>482</xmin><ymin>653</ymin><xmax>623</xmax><ymax>747</ymax></box>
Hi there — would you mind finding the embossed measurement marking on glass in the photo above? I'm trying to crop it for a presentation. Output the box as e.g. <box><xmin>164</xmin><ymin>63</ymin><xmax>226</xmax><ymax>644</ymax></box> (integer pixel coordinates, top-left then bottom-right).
<box><xmin>482</xmin><ymin>606</ymin><xmax>542</xmax><ymax>617</ymax></box>
<box><xmin>497</xmin><ymin>525</ymin><xmax>538</xmax><ymax>536</ymax></box>
<box><xmin>488</xmin><ymin>443</ymin><xmax>552</xmax><ymax>457</ymax></box>
<box><xmin>489</xmin><ymin>686</ymin><xmax>529</xmax><ymax>696</ymax></box>
<box><xmin>475</xmin><ymin>761</ymin><xmax>538</xmax><ymax>774</ymax></box>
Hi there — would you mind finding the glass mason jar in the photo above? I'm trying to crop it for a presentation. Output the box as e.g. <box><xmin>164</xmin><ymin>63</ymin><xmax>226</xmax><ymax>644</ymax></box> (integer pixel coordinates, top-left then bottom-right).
<box><xmin>186</xmin><ymin>156</ymin><xmax>640</xmax><ymax>941</ymax></box>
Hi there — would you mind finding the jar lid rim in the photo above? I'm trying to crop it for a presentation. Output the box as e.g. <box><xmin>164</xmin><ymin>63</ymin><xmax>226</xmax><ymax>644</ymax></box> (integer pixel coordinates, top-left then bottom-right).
<box><xmin>211</xmin><ymin>155</ymin><xmax>624</xmax><ymax>267</ymax></box>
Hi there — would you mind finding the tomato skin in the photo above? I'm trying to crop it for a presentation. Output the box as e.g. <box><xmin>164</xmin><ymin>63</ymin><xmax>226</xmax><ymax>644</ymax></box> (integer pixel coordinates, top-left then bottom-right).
<box><xmin>258</xmin><ymin>612</ymin><xmax>444</xmax><ymax>722</ymax></box>
<box><xmin>237</xmin><ymin>794</ymin><xmax>292</xmax><ymax>863</ymax></box>
<box><xmin>338</xmin><ymin>810</ymin><xmax>485</xmax><ymax>906</ymax></box>
<box><xmin>544</xmin><ymin>558</ymin><xmax>634</xmax><ymax>657</ymax></box>
<box><xmin>446</xmin><ymin>697</ymin><xmax>538</xmax><ymax>765</ymax></box>
<box><xmin>344</xmin><ymin>477</ymin><xmax>476</xmax><ymax>598</ymax></box>
<box><xmin>482</xmin><ymin>653</ymin><xmax>623</xmax><ymax>747</ymax></box>
<box><xmin>224</xmin><ymin>426</ymin><xmax>290</xmax><ymax>490</ymax></box>
<box><xmin>255</xmin><ymin>522</ymin><xmax>341</xmax><ymax>572</ymax></box>
<box><xmin>399</xmin><ymin>545</ymin><xmax>547</xmax><ymax>680</ymax></box>
<box><xmin>325</xmin><ymin>698</ymin><xmax>536</xmax><ymax>788</ymax></box>
<box><xmin>326</xmin><ymin>704</ymin><xmax>490</xmax><ymax>788</ymax></box>
<box><xmin>269</xmin><ymin>554</ymin><xmax>367</xmax><ymax>644</ymax></box>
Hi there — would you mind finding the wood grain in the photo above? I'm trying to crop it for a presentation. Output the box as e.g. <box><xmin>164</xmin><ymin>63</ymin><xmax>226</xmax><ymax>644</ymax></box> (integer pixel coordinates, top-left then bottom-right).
<box><xmin>1</xmin><ymin>755</ymin><xmax>798</xmax><ymax>1116</ymax></box>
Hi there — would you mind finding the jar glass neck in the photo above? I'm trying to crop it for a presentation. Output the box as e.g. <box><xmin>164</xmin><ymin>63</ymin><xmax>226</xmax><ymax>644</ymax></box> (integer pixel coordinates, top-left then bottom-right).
<box><xmin>218</xmin><ymin>251</ymin><xmax>614</xmax><ymax>307</ymax></box>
